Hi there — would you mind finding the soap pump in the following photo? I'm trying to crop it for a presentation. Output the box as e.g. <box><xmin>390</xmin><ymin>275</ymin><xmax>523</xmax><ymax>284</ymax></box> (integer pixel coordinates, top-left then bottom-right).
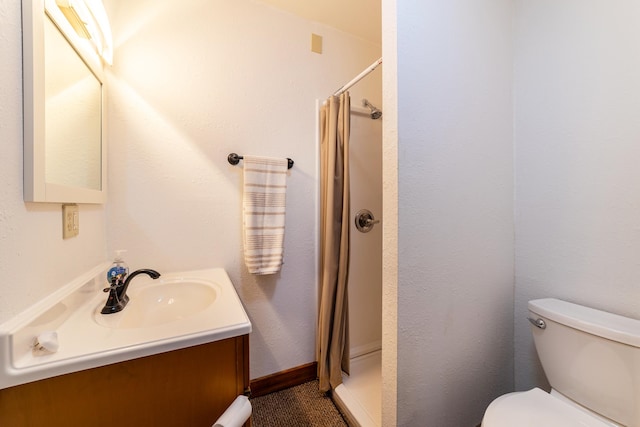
<box><xmin>107</xmin><ymin>250</ymin><xmax>129</xmax><ymax>286</ymax></box>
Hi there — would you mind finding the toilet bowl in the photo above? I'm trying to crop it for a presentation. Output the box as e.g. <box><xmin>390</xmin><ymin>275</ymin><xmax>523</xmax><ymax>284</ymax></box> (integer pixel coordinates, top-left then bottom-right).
<box><xmin>482</xmin><ymin>298</ymin><xmax>640</xmax><ymax>427</ymax></box>
<box><xmin>482</xmin><ymin>389</ymin><xmax>615</xmax><ymax>426</ymax></box>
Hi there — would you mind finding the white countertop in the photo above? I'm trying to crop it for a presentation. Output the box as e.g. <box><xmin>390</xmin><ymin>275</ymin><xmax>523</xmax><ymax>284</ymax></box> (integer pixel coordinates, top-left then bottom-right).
<box><xmin>0</xmin><ymin>263</ymin><xmax>251</xmax><ymax>390</ymax></box>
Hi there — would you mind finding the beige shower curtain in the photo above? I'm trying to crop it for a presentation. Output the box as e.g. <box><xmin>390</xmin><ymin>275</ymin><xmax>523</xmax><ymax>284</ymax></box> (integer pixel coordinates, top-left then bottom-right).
<box><xmin>317</xmin><ymin>92</ymin><xmax>351</xmax><ymax>393</ymax></box>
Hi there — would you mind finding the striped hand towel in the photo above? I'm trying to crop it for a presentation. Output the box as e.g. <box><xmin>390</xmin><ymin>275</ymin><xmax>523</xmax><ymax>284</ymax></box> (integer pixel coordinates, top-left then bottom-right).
<box><xmin>242</xmin><ymin>155</ymin><xmax>288</xmax><ymax>275</ymax></box>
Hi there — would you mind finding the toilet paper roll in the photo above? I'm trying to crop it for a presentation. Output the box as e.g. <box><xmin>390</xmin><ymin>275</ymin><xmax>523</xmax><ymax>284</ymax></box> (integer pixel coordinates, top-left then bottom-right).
<box><xmin>212</xmin><ymin>395</ymin><xmax>252</xmax><ymax>427</ymax></box>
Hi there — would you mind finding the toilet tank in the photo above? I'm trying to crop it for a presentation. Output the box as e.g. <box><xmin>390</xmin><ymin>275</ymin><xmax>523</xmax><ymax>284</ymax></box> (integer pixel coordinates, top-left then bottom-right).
<box><xmin>529</xmin><ymin>298</ymin><xmax>640</xmax><ymax>427</ymax></box>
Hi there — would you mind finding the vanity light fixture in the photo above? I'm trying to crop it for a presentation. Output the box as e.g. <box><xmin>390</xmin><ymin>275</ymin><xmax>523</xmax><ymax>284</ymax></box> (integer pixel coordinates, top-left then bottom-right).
<box><xmin>44</xmin><ymin>0</ymin><xmax>113</xmax><ymax>64</ymax></box>
<box><xmin>55</xmin><ymin>0</ymin><xmax>91</xmax><ymax>39</ymax></box>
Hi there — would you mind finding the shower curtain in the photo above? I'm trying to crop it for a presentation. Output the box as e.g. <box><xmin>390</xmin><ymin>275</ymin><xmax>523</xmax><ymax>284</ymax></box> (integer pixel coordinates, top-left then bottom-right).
<box><xmin>317</xmin><ymin>92</ymin><xmax>351</xmax><ymax>393</ymax></box>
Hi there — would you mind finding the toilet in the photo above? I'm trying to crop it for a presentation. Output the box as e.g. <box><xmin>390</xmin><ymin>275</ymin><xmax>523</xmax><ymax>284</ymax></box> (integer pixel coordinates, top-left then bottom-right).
<box><xmin>482</xmin><ymin>298</ymin><xmax>640</xmax><ymax>427</ymax></box>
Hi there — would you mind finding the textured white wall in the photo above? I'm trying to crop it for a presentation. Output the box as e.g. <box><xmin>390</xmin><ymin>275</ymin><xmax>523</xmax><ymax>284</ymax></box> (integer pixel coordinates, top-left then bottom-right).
<box><xmin>381</xmin><ymin>0</ymin><xmax>398</xmax><ymax>425</ymax></box>
<box><xmin>514</xmin><ymin>0</ymin><xmax>640</xmax><ymax>391</ymax></box>
<box><xmin>394</xmin><ymin>1</ymin><xmax>515</xmax><ymax>425</ymax></box>
<box><xmin>0</xmin><ymin>0</ymin><xmax>108</xmax><ymax>325</ymax></box>
<box><xmin>104</xmin><ymin>0</ymin><xmax>381</xmax><ymax>379</ymax></box>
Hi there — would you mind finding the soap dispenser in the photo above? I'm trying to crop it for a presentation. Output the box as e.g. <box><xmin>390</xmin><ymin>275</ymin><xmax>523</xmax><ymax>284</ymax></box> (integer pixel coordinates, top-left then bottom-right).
<box><xmin>107</xmin><ymin>250</ymin><xmax>129</xmax><ymax>285</ymax></box>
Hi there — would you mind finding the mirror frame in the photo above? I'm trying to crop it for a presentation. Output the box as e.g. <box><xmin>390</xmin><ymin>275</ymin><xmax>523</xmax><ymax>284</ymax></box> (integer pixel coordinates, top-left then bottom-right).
<box><xmin>22</xmin><ymin>0</ymin><xmax>107</xmax><ymax>204</ymax></box>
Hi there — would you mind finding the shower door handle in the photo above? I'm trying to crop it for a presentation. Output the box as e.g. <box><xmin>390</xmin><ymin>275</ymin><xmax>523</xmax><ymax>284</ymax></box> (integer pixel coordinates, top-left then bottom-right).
<box><xmin>355</xmin><ymin>209</ymin><xmax>380</xmax><ymax>233</ymax></box>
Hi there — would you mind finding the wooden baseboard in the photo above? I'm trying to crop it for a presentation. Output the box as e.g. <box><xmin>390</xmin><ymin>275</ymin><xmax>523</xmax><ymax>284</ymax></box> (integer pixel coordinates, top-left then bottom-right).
<box><xmin>249</xmin><ymin>362</ymin><xmax>318</xmax><ymax>397</ymax></box>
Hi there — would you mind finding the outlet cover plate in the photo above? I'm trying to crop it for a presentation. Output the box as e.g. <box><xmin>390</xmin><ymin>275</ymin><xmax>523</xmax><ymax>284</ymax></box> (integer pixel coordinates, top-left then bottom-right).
<box><xmin>62</xmin><ymin>204</ymin><xmax>79</xmax><ymax>239</ymax></box>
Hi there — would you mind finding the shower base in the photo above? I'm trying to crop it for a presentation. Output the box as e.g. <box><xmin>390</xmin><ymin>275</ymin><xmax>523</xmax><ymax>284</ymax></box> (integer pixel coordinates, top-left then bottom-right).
<box><xmin>332</xmin><ymin>350</ymin><xmax>381</xmax><ymax>427</ymax></box>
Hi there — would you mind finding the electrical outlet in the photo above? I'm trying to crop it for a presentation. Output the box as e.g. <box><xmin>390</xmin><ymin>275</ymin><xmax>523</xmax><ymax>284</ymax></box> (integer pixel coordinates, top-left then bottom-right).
<box><xmin>62</xmin><ymin>204</ymin><xmax>79</xmax><ymax>239</ymax></box>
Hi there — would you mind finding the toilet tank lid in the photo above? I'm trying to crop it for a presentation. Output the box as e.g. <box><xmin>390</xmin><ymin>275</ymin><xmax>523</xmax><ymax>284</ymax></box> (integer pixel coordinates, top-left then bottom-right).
<box><xmin>529</xmin><ymin>298</ymin><xmax>640</xmax><ymax>348</ymax></box>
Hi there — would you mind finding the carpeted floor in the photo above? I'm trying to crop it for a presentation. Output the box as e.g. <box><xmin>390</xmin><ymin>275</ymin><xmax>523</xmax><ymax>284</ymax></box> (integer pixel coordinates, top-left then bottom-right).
<box><xmin>250</xmin><ymin>380</ymin><xmax>348</xmax><ymax>426</ymax></box>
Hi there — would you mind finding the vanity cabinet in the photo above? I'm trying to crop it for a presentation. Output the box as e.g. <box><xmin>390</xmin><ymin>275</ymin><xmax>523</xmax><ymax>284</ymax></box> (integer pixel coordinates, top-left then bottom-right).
<box><xmin>0</xmin><ymin>335</ymin><xmax>249</xmax><ymax>426</ymax></box>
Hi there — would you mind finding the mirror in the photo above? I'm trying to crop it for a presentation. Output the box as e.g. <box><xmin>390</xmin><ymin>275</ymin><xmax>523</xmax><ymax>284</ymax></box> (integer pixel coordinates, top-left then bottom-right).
<box><xmin>44</xmin><ymin>15</ymin><xmax>102</xmax><ymax>191</ymax></box>
<box><xmin>22</xmin><ymin>0</ymin><xmax>107</xmax><ymax>203</ymax></box>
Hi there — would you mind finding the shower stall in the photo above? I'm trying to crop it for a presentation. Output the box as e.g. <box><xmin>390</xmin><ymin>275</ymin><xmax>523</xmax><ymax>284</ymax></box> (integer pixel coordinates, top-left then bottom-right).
<box><xmin>332</xmin><ymin>102</ymin><xmax>382</xmax><ymax>427</ymax></box>
<box><xmin>316</xmin><ymin>57</ymin><xmax>383</xmax><ymax>427</ymax></box>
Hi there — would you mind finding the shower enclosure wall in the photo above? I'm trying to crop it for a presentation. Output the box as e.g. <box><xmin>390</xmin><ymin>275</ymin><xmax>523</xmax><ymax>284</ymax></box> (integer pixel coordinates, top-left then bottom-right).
<box><xmin>346</xmin><ymin>106</ymin><xmax>382</xmax><ymax>359</ymax></box>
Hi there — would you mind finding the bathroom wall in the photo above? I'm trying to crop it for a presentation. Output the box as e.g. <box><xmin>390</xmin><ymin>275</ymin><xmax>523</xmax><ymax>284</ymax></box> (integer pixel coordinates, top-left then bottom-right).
<box><xmin>391</xmin><ymin>0</ymin><xmax>515</xmax><ymax>425</ymax></box>
<box><xmin>103</xmin><ymin>0</ymin><xmax>381</xmax><ymax>379</ymax></box>
<box><xmin>514</xmin><ymin>0</ymin><xmax>640</xmax><ymax>390</ymax></box>
<box><xmin>0</xmin><ymin>1</ymin><xmax>108</xmax><ymax>325</ymax></box>
<box><xmin>381</xmin><ymin>1</ymin><xmax>398</xmax><ymax>424</ymax></box>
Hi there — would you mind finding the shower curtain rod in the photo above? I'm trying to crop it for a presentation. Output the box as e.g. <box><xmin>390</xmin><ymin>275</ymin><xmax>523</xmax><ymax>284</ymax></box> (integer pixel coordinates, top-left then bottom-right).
<box><xmin>333</xmin><ymin>57</ymin><xmax>383</xmax><ymax>96</ymax></box>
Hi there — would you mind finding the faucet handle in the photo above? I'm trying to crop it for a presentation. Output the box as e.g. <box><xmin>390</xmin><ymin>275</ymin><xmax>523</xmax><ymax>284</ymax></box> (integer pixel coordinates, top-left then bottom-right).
<box><xmin>103</xmin><ymin>284</ymin><xmax>117</xmax><ymax>293</ymax></box>
<box><xmin>103</xmin><ymin>276</ymin><xmax>123</xmax><ymax>292</ymax></box>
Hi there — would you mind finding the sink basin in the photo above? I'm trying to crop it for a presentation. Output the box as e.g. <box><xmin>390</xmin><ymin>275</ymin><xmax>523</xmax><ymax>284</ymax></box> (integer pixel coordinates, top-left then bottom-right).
<box><xmin>94</xmin><ymin>279</ymin><xmax>218</xmax><ymax>329</ymax></box>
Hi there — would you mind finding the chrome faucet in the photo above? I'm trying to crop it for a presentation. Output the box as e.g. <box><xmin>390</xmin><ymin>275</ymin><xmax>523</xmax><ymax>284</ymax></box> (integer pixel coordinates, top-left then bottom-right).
<box><xmin>101</xmin><ymin>269</ymin><xmax>161</xmax><ymax>314</ymax></box>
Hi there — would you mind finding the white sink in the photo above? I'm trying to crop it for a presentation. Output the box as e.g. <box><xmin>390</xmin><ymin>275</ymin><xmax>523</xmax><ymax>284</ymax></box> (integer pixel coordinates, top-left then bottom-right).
<box><xmin>0</xmin><ymin>264</ymin><xmax>251</xmax><ymax>390</ymax></box>
<box><xmin>94</xmin><ymin>278</ymin><xmax>218</xmax><ymax>329</ymax></box>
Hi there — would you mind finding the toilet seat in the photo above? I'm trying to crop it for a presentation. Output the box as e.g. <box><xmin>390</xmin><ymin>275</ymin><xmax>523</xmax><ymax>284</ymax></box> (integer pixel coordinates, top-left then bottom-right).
<box><xmin>482</xmin><ymin>388</ymin><xmax>613</xmax><ymax>427</ymax></box>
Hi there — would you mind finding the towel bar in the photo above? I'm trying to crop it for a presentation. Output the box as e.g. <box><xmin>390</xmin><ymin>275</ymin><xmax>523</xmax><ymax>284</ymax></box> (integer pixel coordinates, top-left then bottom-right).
<box><xmin>227</xmin><ymin>153</ymin><xmax>293</xmax><ymax>169</ymax></box>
